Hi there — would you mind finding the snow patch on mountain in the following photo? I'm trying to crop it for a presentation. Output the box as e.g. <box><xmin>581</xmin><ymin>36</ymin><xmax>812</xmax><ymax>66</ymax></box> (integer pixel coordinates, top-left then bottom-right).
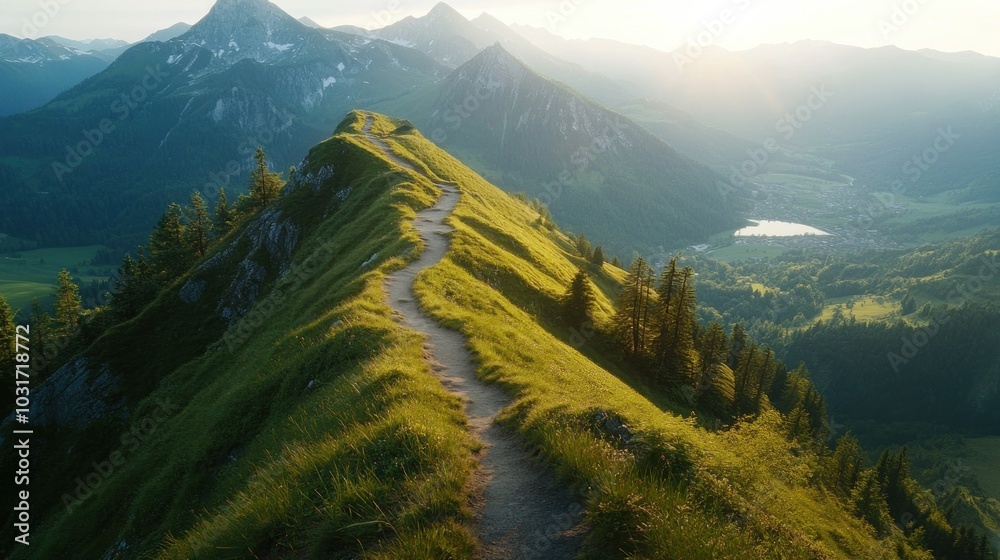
<box><xmin>265</xmin><ymin>41</ymin><xmax>293</xmax><ymax>52</ymax></box>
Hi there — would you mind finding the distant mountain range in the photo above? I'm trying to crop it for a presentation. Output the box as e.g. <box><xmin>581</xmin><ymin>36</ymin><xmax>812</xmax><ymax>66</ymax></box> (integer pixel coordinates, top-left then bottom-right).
<box><xmin>0</xmin><ymin>35</ymin><xmax>111</xmax><ymax>116</ymax></box>
<box><xmin>0</xmin><ymin>0</ymin><xmax>743</xmax><ymax>254</ymax></box>
<box><xmin>3</xmin><ymin>0</ymin><xmax>999</xmax><ymax>253</ymax></box>
<box><xmin>376</xmin><ymin>44</ymin><xmax>744</xmax><ymax>252</ymax></box>
<box><xmin>0</xmin><ymin>23</ymin><xmax>194</xmax><ymax>116</ymax></box>
<box><xmin>513</xmin><ymin>26</ymin><xmax>1000</xmax><ymax>198</ymax></box>
<box><xmin>0</xmin><ymin>0</ymin><xmax>444</xmax><ymax>246</ymax></box>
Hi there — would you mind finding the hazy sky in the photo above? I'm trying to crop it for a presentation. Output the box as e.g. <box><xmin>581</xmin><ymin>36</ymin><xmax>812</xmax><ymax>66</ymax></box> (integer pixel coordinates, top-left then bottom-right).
<box><xmin>5</xmin><ymin>0</ymin><xmax>1000</xmax><ymax>56</ymax></box>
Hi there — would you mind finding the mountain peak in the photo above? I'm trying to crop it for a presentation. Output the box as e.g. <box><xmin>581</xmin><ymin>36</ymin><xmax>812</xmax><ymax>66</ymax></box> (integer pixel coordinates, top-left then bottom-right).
<box><xmin>181</xmin><ymin>0</ymin><xmax>311</xmax><ymax>66</ymax></box>
<box><xmin>426</xmin><ymin>2</ymin><xmax>467</xmax><ymax>23</ymax></box>
<box><xmin>188</xmin><ymin>0</ymin><xmax>305</xmax><ymax>40</ymax></box>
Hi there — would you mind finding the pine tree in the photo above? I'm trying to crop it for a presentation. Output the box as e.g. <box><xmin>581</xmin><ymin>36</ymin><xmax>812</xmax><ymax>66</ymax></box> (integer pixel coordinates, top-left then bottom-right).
<box><xmin>590</xmin><ymin>245</ymin><xmax>605</xmax><ymax>267</ymax></box>
<box><xmin>54</xmin><ymin>268</ymin><xmax>82</xmax><ymax>337</ymax></box>
<box><xmin>562</xmin><ymin>268</ymin><xmax>597</xmax><ymax>328</ymax></box>
<box><xmin>184</xmin><ymin>191</ymin><xmax>212</xmax><ymax>257</ymax></box>
<box><xmin>248</xmin><ymin>146</ymin><xmax>284</xmax><ymax>210</ymax></box>
<box><xmin>574</xmin><ymin>234</ymin><xmax>594</xmax><ymax>261</ymax></box>
<box><xmin>727</xmin><ymin>323</ymin><xmax>748</xmax><ymax>370</ymax></box>
<box><xmin>853</xmin><ymin>468</ymin><xmax>892</xmax><ymax>535</ymax></box>
<box><xmin>612</xmin><ymin>257</ymin><xmax>655</xmax><ymax>356</ymax></box>
<box><xmin>696</xmin><ymin>323</ymin><xmax>729</xmax><ymax>388</ymax></box>
<box><xmin>214</xmin><ymin>188</ymin><xmax>236</xmax><ymax>237</ymax></box>
<box><xmin>149</xmin><ymin>203</ymin><xmax>192</xmax><ymax>280</ymax></box>
<box><xmin>825</xmin><ymin>433</ymin><xmax>864</xmax><ymax>497</ymax></box>
<box><xmin>111</xmin><ymin>252</ymin><xmax>158</xmax><ymax>321</ymax></box>
<box><xmin>652</xmin><ymin>259</ymin><xmax>700</xmax><ymax>384</ymax></box>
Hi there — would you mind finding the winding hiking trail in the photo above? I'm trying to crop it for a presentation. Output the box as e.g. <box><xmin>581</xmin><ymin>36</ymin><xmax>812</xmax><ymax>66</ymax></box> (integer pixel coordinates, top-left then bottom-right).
<box><xmin>363</xmin><ymin>115</ymin><xmax>585</xmax><ymax>559</ymax></box>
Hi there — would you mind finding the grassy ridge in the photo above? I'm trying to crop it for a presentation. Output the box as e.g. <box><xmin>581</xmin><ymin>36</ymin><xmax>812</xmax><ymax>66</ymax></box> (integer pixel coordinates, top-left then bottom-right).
<box><xmin>10</xmin><ymin>117</ymin><xmax>479</xmax><ymax>559</ymax></box>
<box><xmin>10</xmin><ymin>112</ymin><xmax>943</xmax><ymax>559</ymax></box>
<box><xmin>383</xmin><ymin>124</ymin><xmax>926</xmax><ymax>559</ymax></box>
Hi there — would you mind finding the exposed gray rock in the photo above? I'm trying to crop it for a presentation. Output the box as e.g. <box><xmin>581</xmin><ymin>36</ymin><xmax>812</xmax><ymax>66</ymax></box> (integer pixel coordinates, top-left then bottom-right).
<box><xmin>32</xmin><ymin>358</ymin><xmax>126</xmax><ymax>430</ymax></box>
<box><xmin>179</xmin><ymin>279</ymin><xmax>207</xmax><ymax>304</ymax></box>
<box><xmin>290</xmin><ymin>164</ymin><xmax>336</xmax><ymax>192</ymax></box>
<box><xmin>211</xmin><ymin>208</ymin><xmax>301</xmax><ymax>327</ymax></box>
<box><xmin>219</xmin><ymin>259</ymin><xmax>267</xmax><ymax>324</ymax></box>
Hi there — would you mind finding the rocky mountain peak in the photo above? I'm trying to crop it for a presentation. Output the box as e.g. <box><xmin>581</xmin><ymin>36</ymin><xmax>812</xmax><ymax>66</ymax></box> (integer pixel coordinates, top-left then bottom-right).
<box><xmin>426</xmin><ymin>2</ymin><xmax>468</xmax><ymax>24</ymax></box>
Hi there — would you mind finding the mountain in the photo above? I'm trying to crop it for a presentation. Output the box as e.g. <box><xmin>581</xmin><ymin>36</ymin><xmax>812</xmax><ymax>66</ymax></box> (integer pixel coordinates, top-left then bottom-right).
<box><xmin>141</xmin><ymin>22</ymin><xmax>193</xmax><ymax>43</ymax></box>
<box><xmin>297</xmin><ymin>15</ymin><xmax>325</xmax><ymax>29</ymax></box>
<box><xmin>45</xmin><ymin>36</ymin><xmax>129</xmax><ymax>52</ymax></box>
<box><xmin>372</xmin><ymin>2</ymin><xmax>631</xmax><ymax>104</ymax></box>
<box><xmin>0</xmin><ymin>34</ymin><xmax>111</xmax><ymax>116</ymax></box>
<box><xmin>1</xmin><ymin>112</ymin><xmax>957</xmax><ymax>560</ymax></box>
<box><xmin>510</xmin><ymin>29</ymin><xmax>1000</xmax><ymax>200</ymax></box>
<box><xmin>95</xmin><ymin>23</ymin><xmax>196</xmax><ymax>60</ymax></box>
<box><xmin>378</xmin><ymin>45</ymin><xmax>747</xmax><ymax>253</ymax></box>
<box><xmin>0</xmin><ymin>0</ymin><xmax>444</xmax><ymax>247</ymax></box>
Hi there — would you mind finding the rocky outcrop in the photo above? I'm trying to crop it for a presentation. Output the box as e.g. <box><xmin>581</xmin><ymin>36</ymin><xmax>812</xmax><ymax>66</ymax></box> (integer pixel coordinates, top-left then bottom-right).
<box><xmin>32</xmin><ymin>358</ymin><xmax>126</xmax><ymax>430</ymax></box>
<box><xmin>178</xmin><ymin>207</ymin><xmax>301</xmax><ymax>327</ymax></box>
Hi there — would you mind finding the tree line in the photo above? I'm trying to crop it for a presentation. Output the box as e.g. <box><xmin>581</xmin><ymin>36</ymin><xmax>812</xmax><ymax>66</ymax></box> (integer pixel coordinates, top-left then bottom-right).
<box><xmin>1</xmin><ymin>148</ymin><xmax>286</xmax><ymax>386</ymax></box>
<box><xmin>559</xmin><ymin>254</ymin><xmax>996</xmax><ymax>560</ymax></box>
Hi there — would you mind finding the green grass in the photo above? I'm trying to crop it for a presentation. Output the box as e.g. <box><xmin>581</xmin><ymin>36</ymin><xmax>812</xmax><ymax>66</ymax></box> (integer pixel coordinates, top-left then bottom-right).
<box><xmin>0</xmin><ymin>245</ymin><xmax>116</xmax><ymax>313</ymax></box>
<box><xmin>11</xmin><ymin>112</ymin><xmax>937</xmax><ymax>559</ymax></box>
<box><xmin>384</xmin><ymin>124</ymin><xmax>914</xmax><ymax>559</ymax></box>
<box><xmin>814</xmin><ymin>296</ymin><xmax>899</xmax><ymax>325</ymax></box>
<box><xmin>11</xmin><ymin>115</ymin><xmax>477</xmax><ymax>559</ymax></box>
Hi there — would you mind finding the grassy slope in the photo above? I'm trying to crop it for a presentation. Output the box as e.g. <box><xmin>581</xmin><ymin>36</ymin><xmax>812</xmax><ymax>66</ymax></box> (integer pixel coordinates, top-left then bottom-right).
<box><xmin>13</xmin><ymin>113</ymin><xmax>929</xmax><ymax>559</ymax></box>
<box><xmin>384</xmin><ymin>126</ymin><xmax>924</xmax><ymax>559</ymax></box>
<box><xmin>11</xmin><ymin>114</ymin><xmax>478</xmax><ymax>559</ymax></box>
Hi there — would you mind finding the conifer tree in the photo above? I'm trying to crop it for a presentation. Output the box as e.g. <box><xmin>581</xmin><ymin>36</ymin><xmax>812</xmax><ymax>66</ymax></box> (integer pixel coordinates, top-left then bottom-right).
<box><xmin>562</xmin><ymin>268</ymin><xmax>597</xmax><ymax>328</ymax></box>
<box><xmin>652</xmin><ymin>259</ymin><xmax>700</xmax><ymax>383</ymax></box>
<box><xmin>111</xmin><ymin>252</ymin><xmax>157</xmax><ymax>321</ymax></box>
<box><xmin>612</xmin><ymin>257</ymin><xmax>655</xmax><ymax>356</ymax></box>
<box><xmin>826</xmin><ymin>433</ymin><xmax>864</xmax><ymax>497</ymax></box>
<box><xmin>591</xmin><ymin>245</ymin><xmax>605</xmax><ymax>267</ymax></box>
<box><xmin>248</xmin><ymin>146</ymin><xmax>284</xmax><ymax>210</ymax></box>
<box><xmin>54</xmin><ymin>268</ymin><xmax>82</xmax><ymax>337</ymax></box>
<box><xmin>149</xmin><ymin>203</ymin><xmax>191</xmax><ymax>280</ymax></box>
<box><xmin>214</xmin><ymin>188</ymin><xmax>236</xmax><ymax>237</ymax></box>
<box><xmin>185</xmin><ymin>191</ymin><xmax>212</xmax><ymax>258</ymax></box>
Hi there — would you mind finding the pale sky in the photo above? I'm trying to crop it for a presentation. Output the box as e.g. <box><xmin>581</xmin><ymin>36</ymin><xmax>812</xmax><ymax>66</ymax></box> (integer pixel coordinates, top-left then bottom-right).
<box><xmin>4</xmin><ymin>0</ymin><xmax>1000</xmax><ymax>57</ymax></box>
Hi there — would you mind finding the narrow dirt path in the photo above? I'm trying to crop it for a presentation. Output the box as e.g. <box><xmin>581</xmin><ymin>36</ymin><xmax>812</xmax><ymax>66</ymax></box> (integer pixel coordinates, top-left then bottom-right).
<box><xmin>364</xmin><ymin>115</ymin><xmax>585</xmax><ymax>559</ymax></box>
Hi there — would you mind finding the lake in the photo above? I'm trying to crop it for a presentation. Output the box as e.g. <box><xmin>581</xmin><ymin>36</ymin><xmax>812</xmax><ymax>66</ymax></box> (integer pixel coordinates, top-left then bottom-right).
<box><xmin>734</xmin><ymin>220</ymin><xmax>831</xmax><ymax>237</ymax></box>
